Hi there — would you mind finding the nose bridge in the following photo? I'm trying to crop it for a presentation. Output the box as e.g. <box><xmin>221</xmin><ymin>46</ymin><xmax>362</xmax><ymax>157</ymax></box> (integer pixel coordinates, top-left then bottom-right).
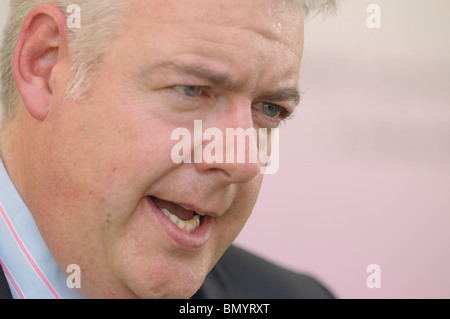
<box><xmin>194</xmin><ymin>99</ymin><xmax>261</xmax><ymax>183</ymax></box>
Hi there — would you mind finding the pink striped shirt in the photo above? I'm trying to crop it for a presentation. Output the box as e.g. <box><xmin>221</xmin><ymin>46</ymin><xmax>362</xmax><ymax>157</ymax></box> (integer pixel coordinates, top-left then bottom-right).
<box><xmin>0</xmin><ymin>159</ymin><xmax>82</xmax><ymax>299</ymax></box>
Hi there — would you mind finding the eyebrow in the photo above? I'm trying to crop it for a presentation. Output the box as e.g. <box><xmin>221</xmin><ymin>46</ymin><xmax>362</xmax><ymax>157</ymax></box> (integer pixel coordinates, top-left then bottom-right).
<box><xmin>259</xmin><ymin>87</ymin><xmax>301</xmax><ymax>107</ymax></box>
<box><xmin>140</xmin><ymin>61</ymin><xmax>243</xmax><ymax>89</ymax></box>
<box><xmin>140</xmin><ymin>61</ymin><xmax>301</xmax><ymax>106</ymax></box>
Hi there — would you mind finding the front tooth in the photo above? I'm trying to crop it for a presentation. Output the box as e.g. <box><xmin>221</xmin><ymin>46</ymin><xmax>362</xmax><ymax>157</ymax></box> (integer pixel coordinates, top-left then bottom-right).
<box><xmin>161</xmin><ymin>208</ymin><xmax>171</xmax><ymax>217</ymax></box>
<box><xmin>177</xmin><ymin>219</ymin><xmax>186</xmax><ymax>229</ymax></box>
<box><xmin>160</xmin><ymin>208</ymin><xmax>201</xmax><ymax>234</ymax></box>
<box><xmin>169</xmin><ymin>214</ymin><xmax>178</xmax><ymax>224</ymax></box>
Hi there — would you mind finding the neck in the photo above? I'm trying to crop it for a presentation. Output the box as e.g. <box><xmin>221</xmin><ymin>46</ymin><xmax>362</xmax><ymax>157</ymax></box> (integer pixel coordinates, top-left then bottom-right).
<box><xmin>0</xmin><ymin>111</ymin><xmax>39</xmax><ymax>207</ymax></box>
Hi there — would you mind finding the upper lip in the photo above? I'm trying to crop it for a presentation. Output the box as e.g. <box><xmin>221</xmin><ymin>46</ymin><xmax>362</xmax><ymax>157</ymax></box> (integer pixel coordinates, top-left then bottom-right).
<box><xmin>150</xmin><ymin>196</ymin><xmax>215</xmax><ymax>217</ymax></box>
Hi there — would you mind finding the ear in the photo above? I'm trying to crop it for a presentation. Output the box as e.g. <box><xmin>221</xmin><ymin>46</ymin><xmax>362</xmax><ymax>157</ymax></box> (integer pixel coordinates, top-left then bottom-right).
<box><xmin>13</xmin><ymin>4</ymin><xmax>70</xmax><ymax>121</ymax></box>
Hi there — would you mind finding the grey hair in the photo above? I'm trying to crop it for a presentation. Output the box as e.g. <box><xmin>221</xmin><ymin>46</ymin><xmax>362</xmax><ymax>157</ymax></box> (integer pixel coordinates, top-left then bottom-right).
<box><xmin>0</xmin><ymin>0</ymin><xmax>124</xmax><ymax>120</ymax></box>
<box><xmin>0</xmin><ymin>0</ymin><xmax>336</xmax><ymax>120</ymax></box>
<box><xmin>299</xmin><ymin>0</ymin><xmax>337</xmax><ymax>18</ymax></box>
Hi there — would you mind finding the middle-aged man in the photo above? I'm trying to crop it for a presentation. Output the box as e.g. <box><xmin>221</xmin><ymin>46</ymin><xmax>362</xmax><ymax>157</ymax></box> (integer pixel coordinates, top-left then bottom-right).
<box><xmin>0</xmin><ymin>0</ymin><xmax>336</xmax><ymax>298</ymax></box>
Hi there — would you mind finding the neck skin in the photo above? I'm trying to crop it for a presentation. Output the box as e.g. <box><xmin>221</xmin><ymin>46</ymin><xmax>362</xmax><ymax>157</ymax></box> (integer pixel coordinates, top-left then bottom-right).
<box><xmin>0</xmin><ymin>107</ymin><xmax>41</xmax><ymax>209</ymax></box>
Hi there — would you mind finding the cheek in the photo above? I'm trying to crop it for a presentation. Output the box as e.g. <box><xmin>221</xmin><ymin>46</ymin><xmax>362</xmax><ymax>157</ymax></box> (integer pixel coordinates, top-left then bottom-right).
<box><xmin>214</xmin><ymin>176</ymin><xmax>263</xmax><ymax>247</ymax></box>
<box><xmin>50</xmin><ymin>98</ymin><xmax>171</xmax><ymax>185</ymax></box>
<box><xmin>236</xmin><ymin>177</ymin><xmax>263</xmax><ymax>225</ymax></box>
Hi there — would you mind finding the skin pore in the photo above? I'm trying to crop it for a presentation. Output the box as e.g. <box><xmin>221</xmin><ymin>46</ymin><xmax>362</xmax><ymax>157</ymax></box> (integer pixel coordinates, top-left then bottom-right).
<box><xmin>1</xmin><ymin>0</ymin><xmax>304</xmax><ymax>298</ymax></box>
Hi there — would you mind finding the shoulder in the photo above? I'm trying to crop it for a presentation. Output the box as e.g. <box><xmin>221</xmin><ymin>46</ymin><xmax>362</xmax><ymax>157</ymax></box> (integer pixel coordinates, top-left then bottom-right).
<box><xmin>192</xmin><ymin>245</ymin><xmax>335</xmax><ymax>299</ymax></box>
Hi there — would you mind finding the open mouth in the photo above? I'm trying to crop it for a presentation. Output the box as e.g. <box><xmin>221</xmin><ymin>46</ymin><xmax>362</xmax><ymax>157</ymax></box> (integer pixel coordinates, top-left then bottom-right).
<box><xmin>150</xmin><ymin>196</ymin><xmax>206</xmax><ymax>234</ymax></box>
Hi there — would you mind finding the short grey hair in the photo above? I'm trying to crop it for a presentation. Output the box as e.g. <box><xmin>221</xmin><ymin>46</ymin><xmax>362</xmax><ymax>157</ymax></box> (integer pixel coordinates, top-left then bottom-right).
<box><xmin>0</xmin><ymin>0</ymin><xmax>336</xmax><ymax>120</ymax></box>
<box><xmin>0</xmin><ymin>0</ymin><xmax>124</xmax><ymax>120</ymax></box>
<box><xmin>299</xmin><ymin>0</ymin><xmax>337</xmax><ymax>17</ymax></box>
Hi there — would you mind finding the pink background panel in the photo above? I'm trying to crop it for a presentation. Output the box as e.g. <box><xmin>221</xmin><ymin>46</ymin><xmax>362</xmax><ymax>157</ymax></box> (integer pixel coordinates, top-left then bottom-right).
<box><xmin>1</xmin><ymin>0</ymin><xmax>449</xmax><ymax>298</ymax></box>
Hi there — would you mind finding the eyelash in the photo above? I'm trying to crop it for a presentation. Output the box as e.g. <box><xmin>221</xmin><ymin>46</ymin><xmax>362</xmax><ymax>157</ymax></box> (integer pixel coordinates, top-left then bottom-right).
<box><xmin>253</xmin><ymin>102</ymin><xmax>291</xmax><ymax>118</ymax></box>
<box><xmin>173</xmin><ymin>85</ymin><xmax>209</xmax><ymax>98</ymax></box>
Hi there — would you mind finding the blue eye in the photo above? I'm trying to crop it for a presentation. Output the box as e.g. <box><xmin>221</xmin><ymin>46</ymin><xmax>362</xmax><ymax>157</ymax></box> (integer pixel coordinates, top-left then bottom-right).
<box><xmin>174</xmin><ymin>86</ymin><xmax>204</xmax><ymax>97</ymax></box>
<box><xmin>253</xmin><ymin>102</ymin><xmax>282</xmax><ymax>118</ymax></box>
<box><xmin>263</xmin><ymin>103</ymin><xmax>282</xmax><ymax>118</ymax></box>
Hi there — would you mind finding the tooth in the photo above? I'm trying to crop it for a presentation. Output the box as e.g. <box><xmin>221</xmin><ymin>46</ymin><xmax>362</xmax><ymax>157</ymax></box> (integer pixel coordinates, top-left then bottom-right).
<box><xmin>177</xmin><ymin>219</ymin><xmax>186</xmax><ymax>230</ymax></box>
<box><xmin>185</xmin><ymin>215</ymin><xmax>200</xmax><ymax>233</ymax></box>
<box><xmin>161</xmin><ymin>208</ymin><xmax>171</xmax><ymax>217</ymax></box>
<box><xmin>194</xmin><ymin>215</ymin><xmax>200</xmax><ymax>227</ymax></box>
<box><xmin>159</xmin><ymin>207</ymin><xmax>201</xmax><ymax>234</ymax></box>
<box><xmin>169</xmin><ymin>214</ymin><xmax>178</xmax><ymax>224</ymax></box>
<box><xmin>185</xmin><ymin>222</ymin><xmax>193</xmax><ymax>233</ymax></box>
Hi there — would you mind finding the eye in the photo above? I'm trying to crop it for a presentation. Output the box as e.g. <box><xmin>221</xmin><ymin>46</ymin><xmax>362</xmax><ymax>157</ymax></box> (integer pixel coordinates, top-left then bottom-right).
<box><xmin>253</xmin><ymin>102</ymin><xmax>283</xmax><ymax>118</ymax></box>
<box><xmin>174</xmin><ymin>86</ymin><xmax>204</xmax><ymax>97</ymax></box>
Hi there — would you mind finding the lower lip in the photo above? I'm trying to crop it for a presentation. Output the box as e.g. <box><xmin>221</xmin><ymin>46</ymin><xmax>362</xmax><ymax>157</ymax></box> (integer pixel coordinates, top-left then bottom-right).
<box><xmin>147</xmin><ymin>197</ymin><xmax>212</xmax><ymax>251</ymax></box>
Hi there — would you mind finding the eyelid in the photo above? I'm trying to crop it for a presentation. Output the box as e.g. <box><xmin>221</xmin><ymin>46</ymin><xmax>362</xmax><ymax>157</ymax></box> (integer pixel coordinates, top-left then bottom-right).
<box><xmin>253</xmin><ymin>101</ymin><xmax>291</xmax><ymax>118</ymax></box>
<box><xmin>170</xmin><ymin>86</ymin><xmax>293</xmax><ymax>125</ymax></box>
<box><xmin>173</xmin><ymin>85</ymin><xmax>211</xmax><ymax>97</ymax></box>
<box><xmin>251</xmin><ymin>102</ymin><xmax>293</xmax><ymax>128</ymax></box>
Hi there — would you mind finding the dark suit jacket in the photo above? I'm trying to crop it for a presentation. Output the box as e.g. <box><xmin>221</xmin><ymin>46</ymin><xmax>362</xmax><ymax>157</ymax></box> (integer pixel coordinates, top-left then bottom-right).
<box><xmin>192</xmin><ymin>245</ymin><xmax>334</xmax><ymax>299</ymax></box>
<box><xmin>0</xmin><ymin>261</ymin><xmax>12</xmax><ymax>299</ymax></box>
<box><xmin>0</xmin><ymin>245</ymin><xmax>334</xmax><ymax>299</ymax></box>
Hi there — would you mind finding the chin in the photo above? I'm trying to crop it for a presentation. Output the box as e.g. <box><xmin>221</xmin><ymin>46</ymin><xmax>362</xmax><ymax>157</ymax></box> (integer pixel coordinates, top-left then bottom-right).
<box><xmin>130</xmin><ymin>271</ymin><xmax>205</xmax><ymax>299</ymax></box>
<box><xmin>118</xmin><ymin>253</ymin><xmax>210</xmax><ymax>299</ymax></box>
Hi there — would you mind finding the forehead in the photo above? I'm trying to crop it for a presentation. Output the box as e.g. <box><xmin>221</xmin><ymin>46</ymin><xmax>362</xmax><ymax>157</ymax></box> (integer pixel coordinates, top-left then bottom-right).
<box><xmin>134</xmin><ymin>0</ymin><xmax>302</xmax><ymax>28</ymax></box>
<box><xmin>120</xmin><ymin>0</ymin><xmax>304</xmax><ymax>88</ymax></box>
<box><xmin>125</xmin><ymin>0</ymin><xmax>304</xmax><ymax>50</ymax></box>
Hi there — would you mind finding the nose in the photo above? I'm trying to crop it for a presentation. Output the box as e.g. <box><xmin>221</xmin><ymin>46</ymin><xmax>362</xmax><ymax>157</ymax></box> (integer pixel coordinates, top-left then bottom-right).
<box><xmin>193</xmin><ymin>101</ymin><xmax>261</xmax><ymax>184</ymax></box>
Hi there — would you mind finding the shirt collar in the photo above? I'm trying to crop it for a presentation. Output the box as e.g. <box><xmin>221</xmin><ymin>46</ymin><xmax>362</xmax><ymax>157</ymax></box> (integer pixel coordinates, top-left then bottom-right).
<box><xmin>0</xmin><ymin>158</ymin><xmax>82</xmax><ymax>299</ymax></box>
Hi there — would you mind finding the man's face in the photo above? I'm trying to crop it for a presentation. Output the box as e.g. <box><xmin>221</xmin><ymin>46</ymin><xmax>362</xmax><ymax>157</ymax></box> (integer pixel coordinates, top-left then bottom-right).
<box><xmin>31</xmin><ymin>0</ymin><xmax>304</xmax><ymax>298</ymax></box>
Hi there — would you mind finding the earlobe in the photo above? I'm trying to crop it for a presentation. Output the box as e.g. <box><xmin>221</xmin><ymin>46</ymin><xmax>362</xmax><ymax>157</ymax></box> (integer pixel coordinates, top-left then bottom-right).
<box><xmin>13</xmin><ymin>4</ymin><xmax>69</xmax><ymax>121</ymax></box>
